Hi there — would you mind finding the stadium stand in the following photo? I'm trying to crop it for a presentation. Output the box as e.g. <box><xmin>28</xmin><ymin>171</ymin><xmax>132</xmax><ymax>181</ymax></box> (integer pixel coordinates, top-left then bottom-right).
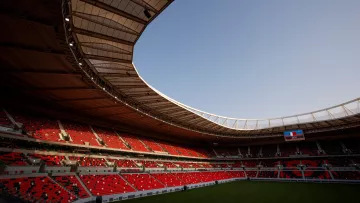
<box><xmin>119</xmin><ymin>134</ymin><xmax>150</xmax><ymax>152</ymax></box>
<box><xmin>28</xmin><ymin>154</ymin><xmax>65</xmax><ymax>166</ymax></box>
<box><xmin>0</xmin><ymin>152</ymin><xmax>28</xmax><ymax>166</ymax></box>
<box><xmin>0</xmin><ymin>176</ymin><xmax>77</xmax><ymax>203</ymax></box>
<box><xmin>12</xmin><ymin>113</ymin><xmax>63</xmax><ymax>142</ymax></box>
<box><xmin>62</xmin><ymin>122</ymin><xmax>100</xmax><ymax>146</ymax></box>
<box><xmin>53</xmin><ymin>175</ymin><xmax>90</xmax><ymax>198</ymax></box>
<box><xmin>69</xmin><ymin>156</ymin><xmax>107</xmax><ymax>167</ymax></box>
<box><xmin>79</xmin><ymin>174</ymin><xmax>136</xmax><ymax>195</ymax></box>
<box><xmin>92</xmin><ymin>127</ymin><xmax>129</xmax><ymax>150</ymax></box>
<box><xmin>121</xmin><ymin>174</ymin><xmax>164</xmax><ymax>191</ymax></box>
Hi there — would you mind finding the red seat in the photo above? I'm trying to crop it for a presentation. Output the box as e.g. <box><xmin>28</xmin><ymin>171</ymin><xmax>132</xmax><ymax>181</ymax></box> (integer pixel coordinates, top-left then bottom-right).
<box><xmin>121</xmin><ymin>174</ymin><xmax>164</xmax><ymax>191</ymax></box>
<box><xmin>79</xmin><ymin>174</ymin><xmax>135</xmax><ymax>196</ymax></box>
<box><xmin>53</xmin><ymin>175</ymin><xmax>90</xmax><ymax>198</ymax></box>
<box><xmin>62</xmin><ymin>122</ymin><xmax>100</xmax><ymax>146</ymax></box>
<box><xmin>93</xmin><ymin>127</ymin><xmax>130</xmax><ymax>150</ymax></box>
<box><xmin>0</xmin><ymin>176</ymin><xmax>76</xmax><ymax>203</ymax></box>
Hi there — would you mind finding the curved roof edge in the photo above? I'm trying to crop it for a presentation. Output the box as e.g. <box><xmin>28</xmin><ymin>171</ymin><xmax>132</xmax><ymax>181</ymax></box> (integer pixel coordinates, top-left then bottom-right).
<box><xmin>63</xmin><ymin>0</ymin><xmax>360</xmax><ymax>137</ymax></box>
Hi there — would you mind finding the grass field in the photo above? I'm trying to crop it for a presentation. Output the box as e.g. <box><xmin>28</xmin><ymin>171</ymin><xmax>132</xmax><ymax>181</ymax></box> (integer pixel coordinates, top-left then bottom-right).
<box><xmin>121</xmin><ymin>181</ymin><xmax>359</xmax><ymax>203</ymax></box>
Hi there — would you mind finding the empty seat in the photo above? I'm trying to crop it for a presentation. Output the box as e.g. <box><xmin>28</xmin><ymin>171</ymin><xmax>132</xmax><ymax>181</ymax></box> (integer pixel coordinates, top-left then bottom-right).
<box><xmin>53</xmin><ymin>175</ymin><xmax>90</xmax><ymax>198</ymax></box>
<box><xmin>0</xmin><ymin>176</ymin><xmax>76</xmax><ymax>203</ymax></box>
<box><xmin>80</xmin><ymin>174</ymin><xmax>135</xmax><ymax>196</ymax></box>
<box><xmin>121</xmin><ymin>174</ymin><xmax>164</xmax><ymax>191</ymax></box>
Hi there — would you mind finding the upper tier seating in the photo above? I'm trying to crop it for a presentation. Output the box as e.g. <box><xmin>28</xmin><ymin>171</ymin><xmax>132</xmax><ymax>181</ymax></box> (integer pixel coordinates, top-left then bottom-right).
<box><xmin>93</xmin><ymin>127</ymin><xmax>129</xmax><ymax>150</ymax></box>
<box><xmin>62</xmin><ymin>122</ymin><xmax>100</xmax><ymax>146</ymax></box>
<box><xmin>0</xmin><ymin>152</ymin><xmax>28</xmax><ymax>166</ymax></box>
<box><xmin>53</xmin><ymin>175</ymin><xmax>90</xmax><ymax>198</ymax></box>
<box><xmin>320</xmin><ymin>140</ymin><xmax>344</xmax><ymax>155</ymax></box>
<box><xmin>157</xmin><ymin>142</ymin><xmax>181</xmax><ymax>155</ymax></box>
<box><xmin>122</xmin><ymin>174</ymin><xmax>164</xmax><ymax>191</ymax></box>
<box><xmin>298</xmin><ymin>142</ymin><xmax>318</xmax><ymax>156</ymax></box>
<box><xmin>0</xmin><ymin>109</ymin><xmax>12</xmax><ymax>127</ymax></box>
<box><xmin>119</xmin><ymin>134</ymin><xmax>150</xmax><ymax>152</ymax></box>
<box><xmin>279</xmin><ymin>143</ymin><xmax>297</xmax><ymax>157</ymax></box>
<box><xmin>242</xmin><ymin>161</ymin><xmax>258</xmax><ymax>167</ymax></box>
<box><xmin>69</xmin><ymin>156</ymin><xmax>106</xmax><ymax>167</ymax></box>
<box><xmin>261</xmin><ymin>144</ymin><xmax>277</xmax><ymax>157</ymax></box>
<box><xmin>12</xmin><ymin>114</ymin><xmax>62</xmax><ymax>142</ymax></box>
<box><xmin>0</xmin><ymin>176</ymin><xmax>76</xmax><ymax>203</ymax></box>
<box><xmin>141</xmin><ymin>138</ymin><xmax>165</xmax><ymax>152</ymax></box>
<box><xmin>251</xmin><ymin>146</ymin><xmax>261</xmax><ymax>157</ymax></box>
<box><xmin>80</xmin><ymin>174</ymin><xmax>135</xmax><ymax>196</ymax></box>
<box><xmin>213</xmin><ymin>148</ymin><xmax>231</xmax><ymax>156</ymax></box>
<box><xmin>342</xmin><ymin>139</ymin><xmax>360</xmax><ymax>154</ymax></box>
<box><xmin>150</xmin><ymin>173</ymin><xmax>184</xmax><ymax>187</ymax></box>
<box><xmin>28</xmin><ymin>154</ymin><xmax>65</xmax><ymax>166</ymax></box>
<box><xmin>186</xmin><ymin>148</ymin><xmax>207</xmax><ymax>158</ymax></box>
<box><xmin>172</xmin><ymin>145</ymin><xmax>193</xmax><ymax>156</ymax></box>
<box><xmin>331</xmin><ymin>171</ymin><xmax>360</xmax><ymax>180</ymax></box>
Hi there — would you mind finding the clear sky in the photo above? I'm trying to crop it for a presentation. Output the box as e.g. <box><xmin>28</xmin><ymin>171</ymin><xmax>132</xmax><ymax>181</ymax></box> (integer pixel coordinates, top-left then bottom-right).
<box><xmin>134</xmin><ymin>0</ymin><xmax>360</xmax><ymax>119</ymax></box>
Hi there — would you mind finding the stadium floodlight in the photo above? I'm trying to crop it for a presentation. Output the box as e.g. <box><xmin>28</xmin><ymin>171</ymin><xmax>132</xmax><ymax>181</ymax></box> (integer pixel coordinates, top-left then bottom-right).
<box><xmin>91</xmin><ymin>77</ymin><xmax>94</xmax><ymax>80</ymax></box>
<box><xmin>65</xmin><ymin>17</ymin><xmax>70</xmax><ymax>22</ymax></box>
<box><xmin>69</xmin><ymin>42</ymin><xmax>74</xmax><ymax>46</ymax></box>
<box><xmin>78</xmin><ymin>62</ymin><xmax>82</xmax><ymax>66</ymax></box>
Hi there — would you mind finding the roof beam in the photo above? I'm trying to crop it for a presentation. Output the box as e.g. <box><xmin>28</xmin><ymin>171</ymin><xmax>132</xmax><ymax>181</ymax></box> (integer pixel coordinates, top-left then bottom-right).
<box><xmin>80</xmin><ymin>104</ymin><xmax>122</xmax><ymax>111</ymax></box>
<box><xmin>73</xmin><ymin>27</ymin><xmax>134</xmax><ymax>46</ymax></box>
<box><xmin>99</xmin><ymin>73</ymin><xmax>138</xmax><ymax>77</ymax></box>
<box><xmin>80</xmin><ymin>0</ymin><xmax>147</xmax><ymax>24</ymax></box>
<box><xmin>72</xmin><ymin>12</ymin><xmax>140</xmax><ymax>36</ymax></box>
<box><xmin>25</xmin><ymin>87</ymin><xmax>94</xmax><ymax>91</ymax></box>
<box><xmin>55</xmin><ymin>97</ymin><xmax>109</xmax><ymax>103</ymax></box>
<box><xmin>115</xmin><ymin>85</ymin><xmax>148</xmax><ymax>89</ymax></box>
<box><xmin>130</xmin><ymin>0</ymin><xmax>159</xmax><ymax>13</ymax></box>
<box><xmin>85</xmin><ymin>54</ymin><xmax>132</xmax><ymax>64</ymax></box>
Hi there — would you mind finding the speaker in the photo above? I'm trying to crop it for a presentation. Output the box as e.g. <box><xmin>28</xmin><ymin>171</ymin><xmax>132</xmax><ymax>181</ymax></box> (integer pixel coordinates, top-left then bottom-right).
<box><xmin>96</xmin><ymin>196</ymin><xmax>102</xmax><ymax>203</ymax></box>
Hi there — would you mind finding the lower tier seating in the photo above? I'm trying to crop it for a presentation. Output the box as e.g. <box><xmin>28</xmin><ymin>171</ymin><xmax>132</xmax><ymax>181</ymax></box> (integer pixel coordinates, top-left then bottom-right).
<box><xmin>53</xmin><ymin>175</ymin><xmax>90</xmax><ymax>198</ymax></box>
<box><xmin>258</xmin><ymin>171</ymin><xmax>278</xmax><ymax>178</ymax></box>
<box><xmin>121</xmin><ymin>173</ymin><xmax>164</xmax><ymax>191</ymax></box>
<box><xmin>331</xmin><ymin>171</ymin><xmax>360</xmax><ymax>180</ymax></box>
<box><xmin>79</xmin><ymin>174</ymin><xmax>135</xmax><ymax>196</ymax></box>
<box><xmin>0</xmin><ymin>176</ymin><xmax>77</xmax><ymax>203</ymax></box>
<box><xmin>150</xmin><ymin>173</ymin><xmax>184</xmax><ymax>187</ymax></box>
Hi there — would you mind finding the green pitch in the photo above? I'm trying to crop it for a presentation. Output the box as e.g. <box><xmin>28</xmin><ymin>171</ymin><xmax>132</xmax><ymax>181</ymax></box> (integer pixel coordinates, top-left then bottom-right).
<box><xmin>121</xmin><ymin>181</ymin><xmax>360</xmax><ymax>203</ymax></box>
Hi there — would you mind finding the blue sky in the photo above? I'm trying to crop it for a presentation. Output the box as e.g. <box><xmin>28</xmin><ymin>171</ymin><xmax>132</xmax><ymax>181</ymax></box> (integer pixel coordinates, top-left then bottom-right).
<box><xmin>134</xmin><ymin>0</ymin><xmax>360</xmax><ymax>119</ymax></box>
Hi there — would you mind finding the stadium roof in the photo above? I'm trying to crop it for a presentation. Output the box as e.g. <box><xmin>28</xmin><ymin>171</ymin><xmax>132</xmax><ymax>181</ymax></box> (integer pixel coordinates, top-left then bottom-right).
<box><xmin>1</xmin><ymin>0</ymin><xmax>359</xmax><ymax>143</ymax></box>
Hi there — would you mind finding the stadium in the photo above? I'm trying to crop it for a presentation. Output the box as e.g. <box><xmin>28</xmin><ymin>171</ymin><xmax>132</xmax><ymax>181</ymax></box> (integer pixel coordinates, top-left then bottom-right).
<box><xmin>0</xmin><ymin>0</ymin><xmax>360</xmax><ymax>203</ymax></box>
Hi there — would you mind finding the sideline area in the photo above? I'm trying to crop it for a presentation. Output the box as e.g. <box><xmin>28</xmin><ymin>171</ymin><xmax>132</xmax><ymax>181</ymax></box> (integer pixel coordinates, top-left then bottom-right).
<box><xmin>120</xmin><ymin>181</ymin><xmax>360</xmax><ymax>203</ymax></box>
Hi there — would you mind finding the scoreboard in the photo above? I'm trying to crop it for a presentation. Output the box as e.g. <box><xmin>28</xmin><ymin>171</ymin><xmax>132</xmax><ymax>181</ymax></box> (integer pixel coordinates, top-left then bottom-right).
<box><xmin>283</xmin><ymin>129</ymin><xmax>305</xmax><ymax>141</ymax></box>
